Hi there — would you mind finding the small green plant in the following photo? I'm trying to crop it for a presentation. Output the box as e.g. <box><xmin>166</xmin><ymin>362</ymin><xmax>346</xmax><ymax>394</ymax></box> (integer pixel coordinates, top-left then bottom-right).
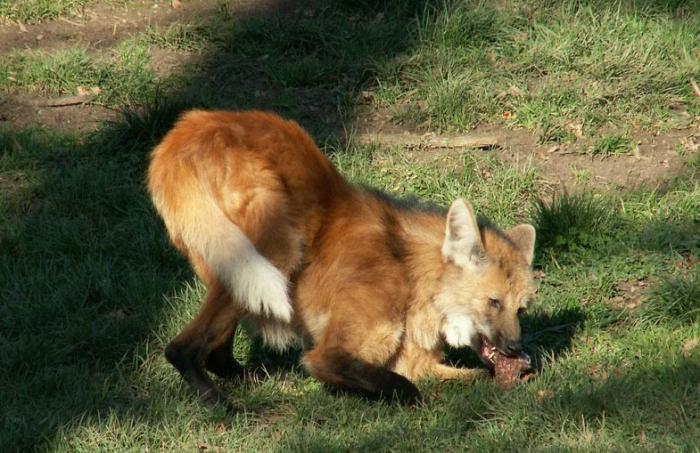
<box><xmin>531</xmin><ymin>192</ymin><xmax>614</xmax><ymax>257</ymax></box>
<box><xmin>538</xmin><ymin>123</ymin><xmax>576</xmax><ymax>144</ymax></box>
<box><xmin>142</xmin><ymin>23</ymin><xmax>215</xmax><ymax>52</ymax></box>
<box><xmin>638</xmin><ymin>269</ymin><xmax>700</xmax><ymax>325</ymax></box>
<box><xmin>689</xmin><ymin>151</ymin><xmax>700</xmax><ymax>169</ymax></box>
<box><xmin>590</xmin><ymin>134</ymin><xmax>632</xmax><ymax>156</ymax></box>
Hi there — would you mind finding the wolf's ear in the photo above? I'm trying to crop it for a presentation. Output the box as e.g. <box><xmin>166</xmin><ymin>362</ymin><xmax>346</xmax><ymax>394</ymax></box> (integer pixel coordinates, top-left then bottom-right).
<box><xmin>506</xmin><ymin>224</ymin><xmax>536</xmax><ymax>266</ymax></box>
<box><xmin>442</xmin><ymin>199</ymin><xmax>485</xmax><ymax>268</ymax></box>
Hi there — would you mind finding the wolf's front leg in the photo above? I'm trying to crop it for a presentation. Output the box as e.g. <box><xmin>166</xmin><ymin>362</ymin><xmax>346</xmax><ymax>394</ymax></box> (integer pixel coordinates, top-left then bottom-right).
<box><xmin>431</xmin><ymin>363</ymin><xmax>490</xmax><ymax>382</ymax></box>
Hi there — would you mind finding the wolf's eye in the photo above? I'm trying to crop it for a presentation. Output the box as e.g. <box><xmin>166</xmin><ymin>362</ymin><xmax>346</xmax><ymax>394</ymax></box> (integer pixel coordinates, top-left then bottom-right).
<box><xmin>489</xmin><ymin>298</ymin><xmax>501</xmax><ymax>309</ymax></box>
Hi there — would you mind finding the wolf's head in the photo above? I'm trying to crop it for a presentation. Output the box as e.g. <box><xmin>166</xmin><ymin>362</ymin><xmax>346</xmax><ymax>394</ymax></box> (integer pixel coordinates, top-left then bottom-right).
<box><xmin>436</xmin><ymin>199</ymin><xmax>536</xmax><ymax>358</ymax></box>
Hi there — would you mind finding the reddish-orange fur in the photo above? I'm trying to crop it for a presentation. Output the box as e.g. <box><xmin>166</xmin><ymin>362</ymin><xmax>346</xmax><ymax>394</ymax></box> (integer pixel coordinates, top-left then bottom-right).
<box><xmin>148</xmin><ymin>110</ymin><xmax>536</xmax><ymax>405</ymax></box>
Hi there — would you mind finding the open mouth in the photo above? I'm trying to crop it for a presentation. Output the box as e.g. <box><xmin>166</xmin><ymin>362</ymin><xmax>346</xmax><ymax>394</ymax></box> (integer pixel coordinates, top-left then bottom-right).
<box><xmin>478</xmin><ymin>335</ymin><xmax>534</xmax><ymax>389</ymax></box>
<box><xmin>478</xmin><ymin>334</ymin><xmax>503</xmax><ymax>365</ymax></box>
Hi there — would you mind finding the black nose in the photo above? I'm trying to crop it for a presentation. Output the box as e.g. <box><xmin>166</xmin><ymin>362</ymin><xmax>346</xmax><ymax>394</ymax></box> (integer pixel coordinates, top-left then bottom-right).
<box><xmin>504</xmin><ymin>341</ymin><xmax>522</xmax><ymax>355</ymax></box>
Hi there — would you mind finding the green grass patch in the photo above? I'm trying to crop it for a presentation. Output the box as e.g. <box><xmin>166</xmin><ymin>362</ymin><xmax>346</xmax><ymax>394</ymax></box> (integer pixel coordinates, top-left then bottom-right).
<box><xmin>142</xmin><ymin>23</ymin><xmax>215</xmax><ymax>53</ymax></box>
<box><xmin>0</xmin><ymin>0</ymin><xmax>92</xmax><ymax>23</ymax></box>
<box><xmin>639</xmin><ymin>269</ymin><xmax>700</xmax><ymax>326</ymax></box>
<box><xmin>374</xmin><ymin>0</ymin><xmax>700</xmax><ymax>132</ymax></box>
<box><xmin>0</xmin><ymin>43</ymin><xmax>157</xmax><ymax>105</ymax></box>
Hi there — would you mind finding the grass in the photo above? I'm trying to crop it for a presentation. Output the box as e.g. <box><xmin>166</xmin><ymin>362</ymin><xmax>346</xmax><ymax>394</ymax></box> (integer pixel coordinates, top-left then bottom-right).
<box><xmin>1</xmin><ymin>112</ymin><xmax>699</xmax><ymax>450</ymax></box>
<box><xmin>532</xmin><ymin>192</ymin><xmax>616</xmax><ymax>259</ymax></box>
<box><xmin>0</xmin><ymin>43</ymin><xmax>157</xmax><ymax>106</ymax></box>
<box><xmin>1</xmin><ymin>0</ymin><xmax>700</xmax><ymax>451</ymax></box>
<box><xmin>375</xmin><ymin>0</ymin><xmax>700</xmax><ymax>132</ymax></box>
<box><xmin>639</xmin><ymin>269</ymin><xmax>700</xmax><ymax>326</ymax></box>
<box><xmin>590</xmin><ymin>134</ymin><xmax>633</xmax><ymax>156</ymax></box>
<box><xmin>0</xmin><ymin>0</ymin><xmax>92</xmax><ymax>24</ymax></box>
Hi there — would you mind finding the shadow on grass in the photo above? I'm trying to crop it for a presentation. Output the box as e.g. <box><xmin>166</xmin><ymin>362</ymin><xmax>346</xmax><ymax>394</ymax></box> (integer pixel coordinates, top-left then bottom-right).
<box><xmin>0</xmin><ymin>1</ymin><xmax>446</xmax><ymax>450</ymax></box>
<box><xmin>0</xmin><ymin>126</ymin><xmax>194</xmax><ymax>450</ymax></box>
<box><xmin>277</xmin><ymin>358</ymin><xmax>700</xmax><ymax>451</ymax></box>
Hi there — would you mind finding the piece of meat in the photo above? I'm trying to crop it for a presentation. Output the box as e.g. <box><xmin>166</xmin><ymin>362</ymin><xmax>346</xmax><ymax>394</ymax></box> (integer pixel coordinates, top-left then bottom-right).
<box><xmin>480</xmin><ymin>336</ymin><xmax>533</xmax><ymax>389</ymax></box>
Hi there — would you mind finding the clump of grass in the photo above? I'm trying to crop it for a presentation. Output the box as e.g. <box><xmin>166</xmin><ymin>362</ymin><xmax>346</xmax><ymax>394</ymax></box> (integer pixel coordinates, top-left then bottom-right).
<box><xmin>538</xmin><ymin>122</ymin><xmax>577</xmax><ymax>144</ymax></box>
<box><xmin>142</xmin><ymin>23</ymin><xmax>215</xmax><ymax>52</ymax></box>
<box><xmin>638</xmin><ymin>269</ymin><xmax>700</xmax><ymax>325</ymax></box>
<box><xmin>102</xmin><ymin>90</ymin><xmax>196</xmax><ymax>156</ymax></box>
<box><xmin>590</xmin><ymin>134</ymin><xmax>633</xmax><ymax>156</ymax></box>
<box><xmin>689</xmin><ymin>151</ymin><xmax>700</xmax><ymax>169</ymax></box>
<box><xmin>531</xmin><ymin>192</ymin><xmax>614</xmax><ymax>257</ymax></box>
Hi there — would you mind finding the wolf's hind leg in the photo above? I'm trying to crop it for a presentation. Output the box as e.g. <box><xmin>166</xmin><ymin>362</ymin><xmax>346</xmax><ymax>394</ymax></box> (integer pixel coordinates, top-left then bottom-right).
<box><xmin>165</xmin><ymin>282</ymin><xmax>241</xmax><ymax>407</ymax></box>
<box><xmin>205</xmin><ymin>317</ymin><xmax>245</xmax><ymax>380</ymax></box>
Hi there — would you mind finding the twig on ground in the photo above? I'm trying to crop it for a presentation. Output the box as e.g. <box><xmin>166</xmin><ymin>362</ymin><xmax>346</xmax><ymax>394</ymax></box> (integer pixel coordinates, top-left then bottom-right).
<box><xmin>36</xmin><ymin>95</ymin><xmax>97</xmax><ymax>107</ymax></box>
<box><xmin>59</xmin><ymin>17</ymin><xmax>85</xmax><ymax>27</ymax></box>
<box><xmin>356</xmin><ymin>132</ymin><xmax>500</xmax><ymax>149</ymax></box>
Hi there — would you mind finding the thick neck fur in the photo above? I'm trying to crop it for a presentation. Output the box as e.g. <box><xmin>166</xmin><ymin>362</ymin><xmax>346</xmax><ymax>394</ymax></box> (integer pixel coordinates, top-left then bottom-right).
<box><xmin>369</xmin><ymin>193</ymin><xmax>451</xmax><ymax>352</ymax></box>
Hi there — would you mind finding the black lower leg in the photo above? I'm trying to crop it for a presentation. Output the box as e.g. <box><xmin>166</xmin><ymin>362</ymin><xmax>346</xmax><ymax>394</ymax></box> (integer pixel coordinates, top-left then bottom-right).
<box><xmin>165</xmin><ymin>342</ymin><xmax>228</xmax><ymax>407</ymax></box>
<box><xmin>205</xmin><ymin>331</ymin><xmax>245</xmax><ymax>380</ymax></box>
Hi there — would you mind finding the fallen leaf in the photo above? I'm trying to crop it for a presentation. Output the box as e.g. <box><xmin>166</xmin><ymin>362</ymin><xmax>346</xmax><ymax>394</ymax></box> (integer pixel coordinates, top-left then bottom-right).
<box><xmin>77</xmin><ymin>86</ymin><xmax>101</xmax><ymax>96</ymax></box>
<box><xmin>690</xmin><ymin>78</ymin><xmax>700</xmax><ymax>98</ymax></box>
<box><xmin>36</xmin><ymin>34</ymin><xmax>44</xmax><ymax>41</ymax></box>
<box><xmin>107</xmin><ymin>309</ymin><xmax>127</xmax><ymax>321</ymax></box>
<box><xmin>564</xmin><ymin>120</ymin><xmax>584</xmax><ymax>138</ymax></box>
<box><xmin>588</xmin><ymin>364</ymin><xmax>609</xmax><ymax>381</ymax></box>
<box><xmin>682</xmin><ymin>338</ymin><xmax>699</xmax><ymax>357</ymax></box>
<box><xmin>536</xmin><ymin>389</ymin><xmax>554</xmax><ymax>401</ymax></box>
<box><xmin>632</xmin><ymin>145</ymin><xmax>642</xmax><ymax>160</ymax></box>
<box><xmin>360</xmin><ymin>90</ymin><xmax>374</xmax><ymax>102</ymax></box>
<box><xmin>171</xmin><ymin>0</ymin><xmax>182</xmax><ymax>9</ymax></box>
<box><xmin>18</xmin><ymin>21</ymin><xmax>28</xmax><ymax>33</ymax></box>
<box><xmin>503</xmin><ymin>111</ymin><xmax>513</xmax><ymax>120</ymax></box>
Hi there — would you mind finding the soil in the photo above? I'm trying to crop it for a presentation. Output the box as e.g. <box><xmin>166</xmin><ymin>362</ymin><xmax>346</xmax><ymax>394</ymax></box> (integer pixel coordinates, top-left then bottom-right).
<box><xmin>357</xmin><ymin>105</ymin><xmax>700</xmax><ymax>191</ymax></box>
<box><xmin>1</xmin><ymin>0</ymin><xmax>699</xmax><ymax>190</ymax></box>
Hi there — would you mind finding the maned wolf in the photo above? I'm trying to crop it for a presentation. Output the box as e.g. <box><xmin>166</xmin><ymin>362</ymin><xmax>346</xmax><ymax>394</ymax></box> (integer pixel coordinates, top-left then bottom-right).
<box><xmin>148</xmin><ymin>110</ymin><xmax>536</xmax><ymax>405</ymax></box>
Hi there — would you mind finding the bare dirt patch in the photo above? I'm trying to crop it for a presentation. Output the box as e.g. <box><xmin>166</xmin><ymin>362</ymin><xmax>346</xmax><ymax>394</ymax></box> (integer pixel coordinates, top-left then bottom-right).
<box><xmin>609</xmin><ymin>278</ymin><xmax>651</xmax><ymax>310</ymax></box>
<box><xmin>354</xmin><ymin>106</ymin><xmax>699</xmax><ymax>191</ymax></box>
<box><xmin>0</xmin><ymin>92</ymin><xmax>116</xmax><ymax>132</ymax></box>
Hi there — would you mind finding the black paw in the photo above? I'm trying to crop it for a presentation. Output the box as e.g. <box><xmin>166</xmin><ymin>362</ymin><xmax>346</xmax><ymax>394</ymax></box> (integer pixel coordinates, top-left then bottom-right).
<box><xmin>385</xmin><ymin>376</ymin><xmax>422</xmax><ymax>406</ymax></box>
<box><xmin>206</xmin><ymin>357</ymin><xmax>245</xmax><ymax>381</ymax></box>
